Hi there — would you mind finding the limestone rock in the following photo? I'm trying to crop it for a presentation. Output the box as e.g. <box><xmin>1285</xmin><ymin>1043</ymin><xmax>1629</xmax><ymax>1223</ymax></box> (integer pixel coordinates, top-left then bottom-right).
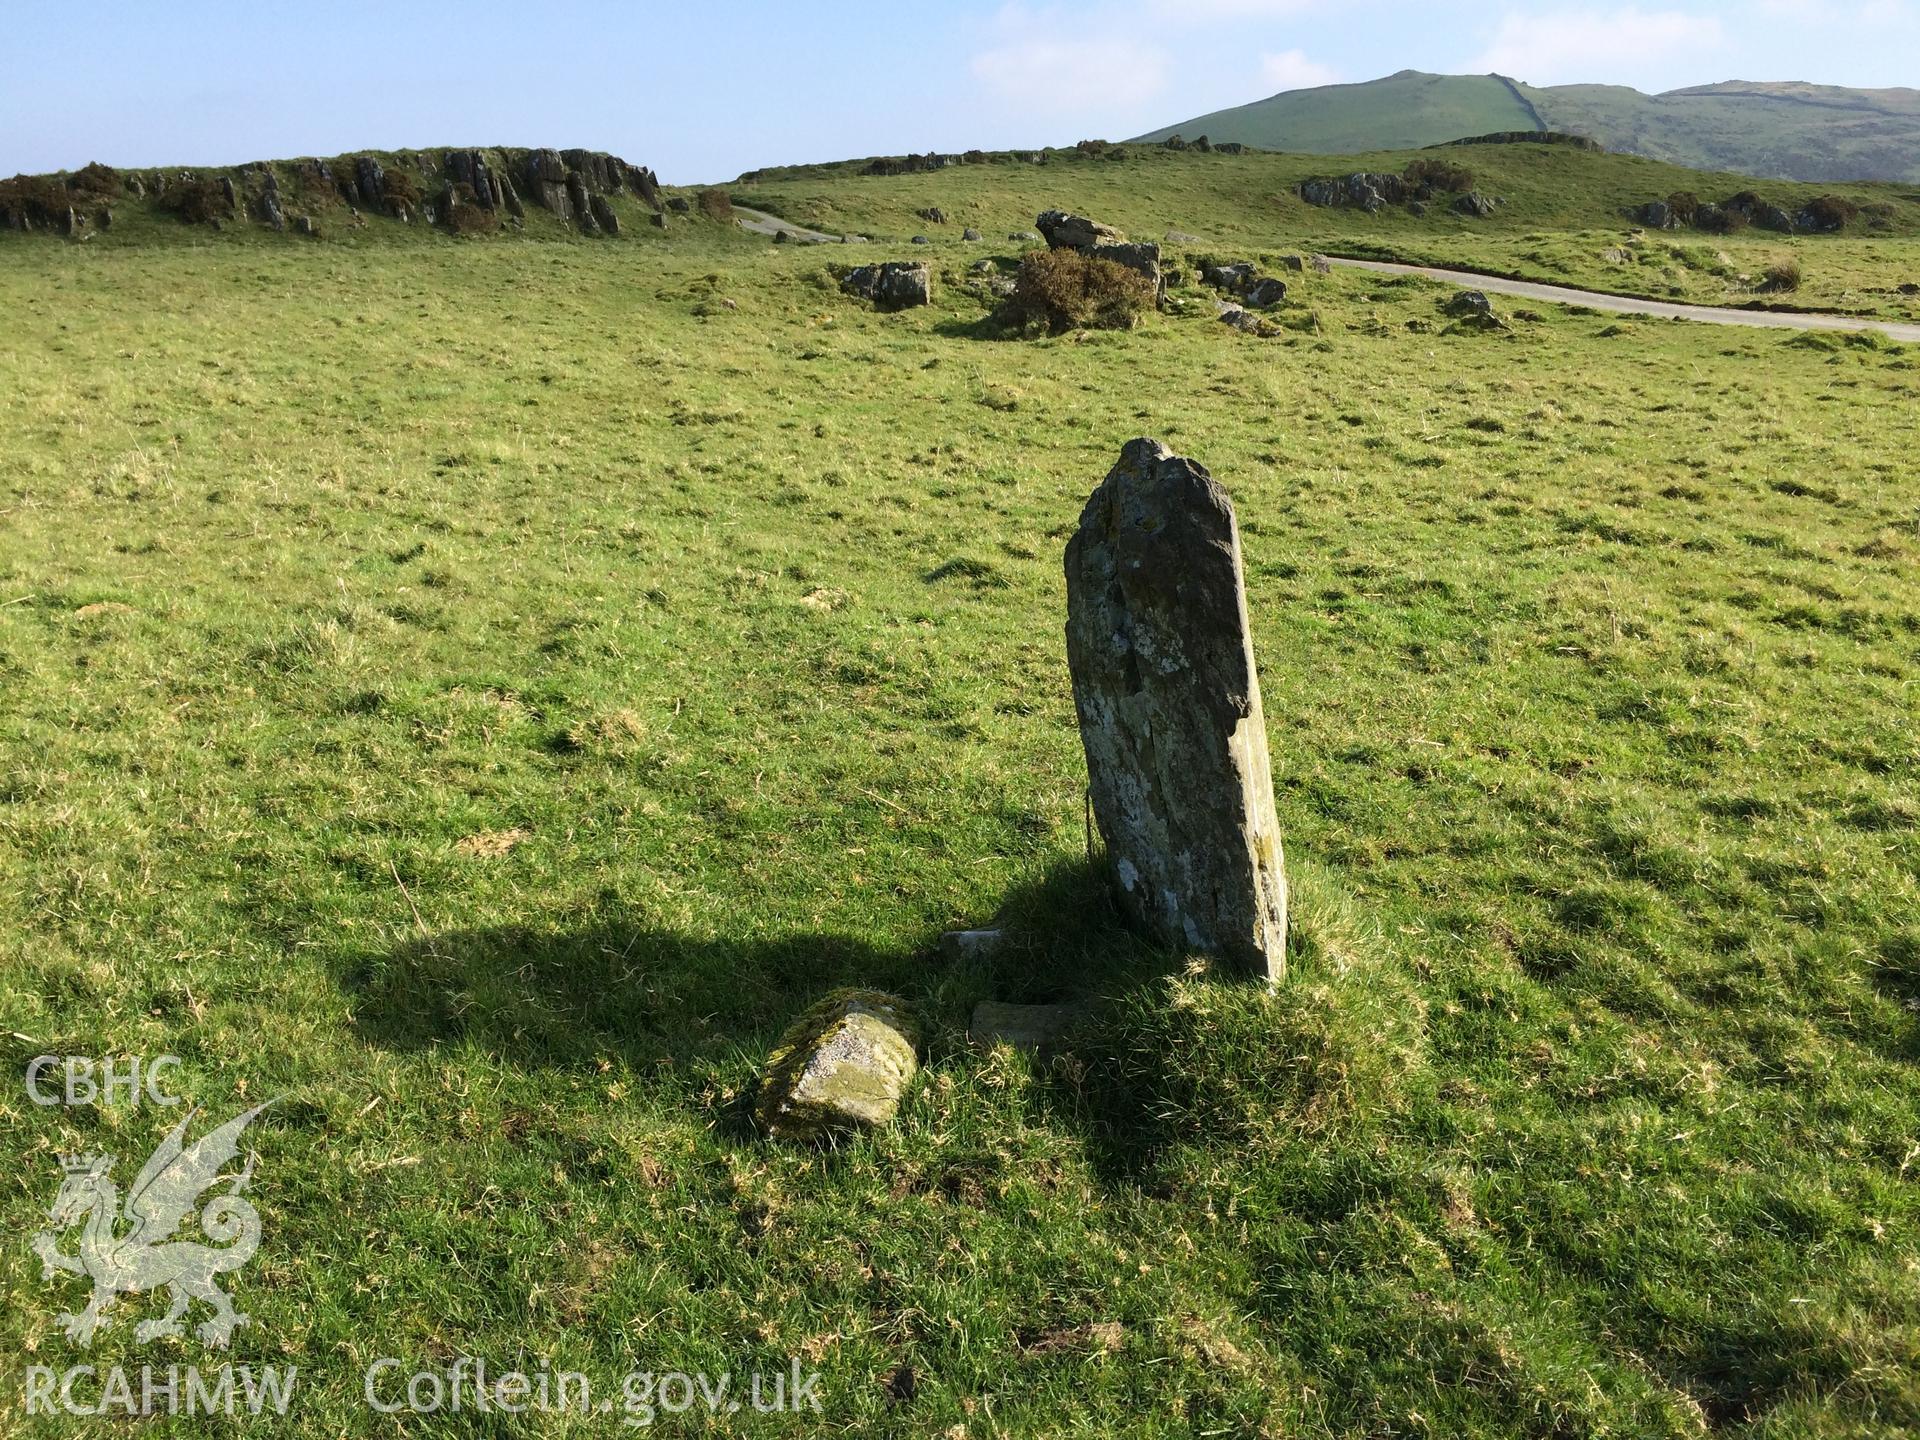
<box><xmin>969</xmin><ymin>1001</ymin><xmax>1088</xmax><ymax>1055</ymax></box>
<box><xmin>754</xmin><ymin>990</ymin><xmax>919</xmax><ymax>1142</ymax></box>
<box><xmin>1453</xmin><ymin>192</ymin><xmax>1500</xmax><ymax>218</ymax></box>
<box><xmin>1202</xmin><ymin>261</ymin><xmax>1255</xmax><ymax>292</ymax></box>
<box><xmin>1243</xmin><ymin>276</ymin><xmax>1287</xmax><ymax>309</ymax></box>
<box><xmin>1309</xmin><ymin>254</ymin><xmax>1332</xmax><ymax>274</ymax></box>
<box><xmin>840</xmin><ymin>261</ymin><xmax>932</xmax><ymax>309</ymax></box>
<box><xmin>1036</xmin><ymin>209</ymin><xmax>1120</xmax><ymax>249</ymax></box>
<box><xmin>1093</xmin><ymin>240</ymin><xmax>1162</xmax><ymax>295</ymax></box>
<box><xmin>1063</xmin><ymin>440</ymin><xmax>1288</xmax><ymax>981</ymax></box>
<box><xmin>939</xmin><ymin>928</ymin><xmax>1006</xmax><ymax>961</ymax></box>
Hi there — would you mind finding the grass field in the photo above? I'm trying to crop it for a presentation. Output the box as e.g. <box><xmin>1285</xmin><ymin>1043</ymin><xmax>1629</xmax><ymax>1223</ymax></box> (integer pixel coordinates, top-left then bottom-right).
<box><xmin>3</xmin><ymin>146</ymin><xmax>1920</xmax><ymax>1436</ymax></box>
<box><xmin>734</xmin><ymin>144</ymin><xmax>1920</xmax><ymax>323</ymax></box>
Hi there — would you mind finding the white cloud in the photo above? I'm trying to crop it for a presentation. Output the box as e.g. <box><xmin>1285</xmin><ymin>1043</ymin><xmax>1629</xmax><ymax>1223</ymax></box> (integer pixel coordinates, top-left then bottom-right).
<box><xmin>1150</xmin><ymin>0</ymin><xmax>1317</xmax><ymax>16</ymax></box>
<box><xmin>970</xmin><ymin>34</ymin><xmax>1170</xmax><ymax>108</ymax></box>
<box><xmin>1259</xmin><ymin>48</ymin><xmax>1339</xmax><ymax>91</ymax></box>
<box><xmin>1471</xmin><ymin>7</ymin><xmax>1726</xmax><ymax>87</ymax></box>
<box><xmin>969</xmin><ymin>4</ymin><xmax>1171</xmax><ymax>110</ymax></box>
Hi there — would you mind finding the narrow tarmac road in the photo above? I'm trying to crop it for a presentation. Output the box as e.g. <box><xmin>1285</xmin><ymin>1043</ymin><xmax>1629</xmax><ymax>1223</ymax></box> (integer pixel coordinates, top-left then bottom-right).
<box><xmin>733</xmin><ymin>206</ymin><xmax>844</xmax><ymax>243</ymax></box>
<box><xmin>1327</xmin><ymin>256</ymin><xmax>1920</xmax><ymax>342</ymax></box>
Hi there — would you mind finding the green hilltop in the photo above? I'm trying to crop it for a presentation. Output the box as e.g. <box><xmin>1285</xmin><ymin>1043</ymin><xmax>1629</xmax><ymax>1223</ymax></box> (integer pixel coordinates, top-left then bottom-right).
<box><xmin>1135</xmin><ymin>70</ymin><xmax>1920</xmax><ymax>184</ymax></box>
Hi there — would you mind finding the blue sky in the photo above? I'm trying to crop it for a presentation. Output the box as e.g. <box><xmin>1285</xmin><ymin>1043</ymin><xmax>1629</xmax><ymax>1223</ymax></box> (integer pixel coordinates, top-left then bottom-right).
<box><xmin>2</xmin><ymin>1</ymin><xmax>1914</xmax><ymax>182</ymax></box>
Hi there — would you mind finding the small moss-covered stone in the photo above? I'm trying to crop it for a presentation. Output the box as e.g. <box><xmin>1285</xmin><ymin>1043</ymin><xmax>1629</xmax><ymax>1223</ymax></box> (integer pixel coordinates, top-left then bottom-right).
<box><xmin>754</xmin><ymin>990</ymin><xmax>919</xmax><ymax>1142</ymax></box>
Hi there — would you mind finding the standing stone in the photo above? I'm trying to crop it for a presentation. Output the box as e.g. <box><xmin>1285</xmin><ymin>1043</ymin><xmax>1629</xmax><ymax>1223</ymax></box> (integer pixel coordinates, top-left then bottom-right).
<box><xmin>1064</xmin><ymin>439</ymin><xmax>1288</xmax><ymax>982</ymax></box>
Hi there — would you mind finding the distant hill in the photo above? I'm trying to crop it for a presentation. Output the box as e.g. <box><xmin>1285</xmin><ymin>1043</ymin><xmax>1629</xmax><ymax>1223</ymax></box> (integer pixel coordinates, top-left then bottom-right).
<box><xmin>1135</xmin><ymin>70</ymin><xmax>1920</xmax><ymax>183</ymax></box>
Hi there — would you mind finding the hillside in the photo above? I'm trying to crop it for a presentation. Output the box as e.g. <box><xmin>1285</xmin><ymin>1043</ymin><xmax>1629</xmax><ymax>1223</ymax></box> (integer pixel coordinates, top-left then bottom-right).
<box><xmin>1134</xmin><ymin>70</ymin><xmax>1538</xmax><ymax>155</ymax></box>
<box><xmin>1136</xmin><ymin>70</ymin><xmax>1920</xmax><ymax>183</ymax></box>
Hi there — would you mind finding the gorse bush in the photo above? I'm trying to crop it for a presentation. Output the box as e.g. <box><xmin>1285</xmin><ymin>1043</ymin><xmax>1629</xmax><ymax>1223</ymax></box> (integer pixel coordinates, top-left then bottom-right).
<box><xmin>1666</xmin><ymin>190</ymin><xmax>1699</xmax><ymax>222</ymax></box>
<box><xmin>1003</xmin><ymin>247</ymin><xmax>1155</xmax><ymax>334</ymax></box>
<box><xmin>440</xmin><ymin>182</ymin><xmax>497</xmax><ymax>235</ymax></box>
<box><xmin>0</xmin><ymin>174</ymin><xmax>77</xmax><ymax>226</ymax></box>
<box><xmin>67</xmin><ymin>161</ymin><xmax>121</xmax><ymax>196</ymax></box>
<box><xmin>382</xmin><ymin>170</ymin><xmax>423</xmax><ymax>209</ymax></box>
<box><xmin>696</xmin><ymin>187</ymin><xmax>733</xmax><ymax>221</ymax></box>
<box><xmin>155</xmin><ymin>178</ymin><xmax>233</xmax><ymax>225</ymax></box>
<box><xmin>1802</xmin><ymin>194</ymin><xmax>1858</xmax><ymax>230</ymax></box>
<box><xmin>1403</xmin><ymin>157</ymin><xmax>1474</xmax><ymax>193</ymax></box>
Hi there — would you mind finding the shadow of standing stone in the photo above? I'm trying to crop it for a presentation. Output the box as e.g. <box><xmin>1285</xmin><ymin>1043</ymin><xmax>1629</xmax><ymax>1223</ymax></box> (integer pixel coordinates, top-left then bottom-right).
<box><xmin>1064</xmin><ymin>439</ymin><xmax>1288</xmax><ymax>983</ymax></box>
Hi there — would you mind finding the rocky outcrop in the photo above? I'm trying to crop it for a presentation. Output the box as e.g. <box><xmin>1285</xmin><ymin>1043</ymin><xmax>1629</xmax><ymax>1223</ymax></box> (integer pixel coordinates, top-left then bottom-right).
<box><xmin>1064</xmin><ymin>440</ymin><xmax>1289</xmax><ymax>983</ymax></box>
<box><xmin>1301</xmin><ymin>171</ymin><xmax>1408</xmax><ymax>212</ymax></box>
<box><xmin>589</xmin><ymin>193</ymin><xmax>619</xmax><ymax>236</ymax></box>
<box><xmin>1632</xmin><ymin>200</ymin><xmax>1677</xmax><ymax>229</ymax></box>
<box><xmin>840</xmin><ymin>260</ymin><xmax>932</xmax><ymax>309</ymax></box>
<box><xmin>353</xmin><ymin>157</ymin><xmax>385</xmax><ymax>212</ymax></box>
<box><xmin>1452</xmin><ymin>191</ymin><xmax>1501</xmax><ymax>218</ymax></box>
<box><xmin>1036</xmin><ymin>209</ymin><xmax>1120</xmax><ymax>249</ymax></box>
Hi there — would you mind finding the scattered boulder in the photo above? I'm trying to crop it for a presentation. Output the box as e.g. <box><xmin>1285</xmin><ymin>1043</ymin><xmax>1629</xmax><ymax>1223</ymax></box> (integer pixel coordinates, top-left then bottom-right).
<box><xmin>1631</xmin><ymin>200</ymin><xmax>1676</xmax><ymax>229</ymax></box>
<box><xmin>1214</xmin><ymin>141</ymin><xmax>1245</xmax><ymax>155</ymax></box>
<box><xmin>1408</xmin><ymin>200</ymin><xmax>1428</xmax><ymax>216</ymax></box>
<box><xmin>1036</xmin><ymin>209</ymin><xmax>1120</xmax><ymax>249</ymax></box>
<box><xmin>910</xmin><ymin>234</ymin><xmax>930</xmax><ymax>244</ymax></box>
<box><xmin>1243</xmin><ymin>276</ymin><xmax>1287</xmax><ymax>309</ymax></box>
<box><xmin>969</xmin><ymin>1001</ymin><xmax>1089</xmax><ymax>1055</ymax></box>
<box><xmin>754</xmin><ymin>990</ymin><xmax>919</xmax><ymax>1142</ymax></box>
<box><xmin>1899</xmin><ymin>282</ymin><xmax>1919</xmax><ymax>296</ymax></box>
<box><xmin>1755</xmin><ymin>203</ymin><xmax>1796</xmax><ymax>233</ymax></box>
<box><xmin>1446</xmin><ymin>290</ymin><xmax>1495</xmax><ymax>318</ymax></box>
<box><xmin>917</xmin><ymin>206</ymin><xmax>947</xmax><ymax>224</ymax></box>
<box><xmin>1601</xmin><ymin>246</ymin><xmax>1631</xmax><ymax>263</ymax></box>
<box><xmin>1279</xmin><ymin>254</ymin><xmax>1305</xmax><ymax>272</ymax></box>
<box><xmin>1063</xmin><ymin>439</ymin><xmax>1289</xmax><ymax>982</ymax></box>
<box><xmin>1218</xmin><ymin>305</ymin><xmax>1267</xmax><ymax>335</ymax></box>
<box><xmin>840</xmin><ymin>260</ymin><xmax>933</xmax><ymax>309</ymax></box>
<box><xmin>962</xmin><ymin>226</ymin><xmax>982</xmax><ymax>241</ymax></box>
<box><xmin>1310</xmin><ymin>254</ymin><xmax>1332</xmax><ymax>274</ymax></box>
<box><xmin>96</xmin><ymin>208</ymin><xmax>113</xmax><ymax>230</ymax></box>
<box><xmin>1009</xmin><ymin>230</ymin><xmax>1041</xmax><ymax>242</ymax></box>
<box><xmin>1203</xmin><ymin>261</ymin><xmax>1256</xmax><ymax>292</ymax></box>
<box><xmin>1165</xmin><ymin>229</ymin><xmax>1203</xmax><ymax>245</ymax></box>
<box><xmin>667</xmin><ymin>195</ymin><xmax>691</xmax><ymax>213</ymax></box>
<box><xmin>1452</xmin><ymin>192</ymin><xmax>1500</xmax><ymax>218</ymax></box>
<box><xmin>294</xmin><ymin>215</ymin><xmax>317</xmax><ymax>237</ymax></box>
<box><xmin>1092</xmin><ymin>240</ymin><xmax>1161</xmax><ymax>296</ymax></box>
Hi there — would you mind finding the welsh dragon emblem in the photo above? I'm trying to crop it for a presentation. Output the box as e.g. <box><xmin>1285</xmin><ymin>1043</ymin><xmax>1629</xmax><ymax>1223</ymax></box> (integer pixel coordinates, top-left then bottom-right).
<box><xmin>32</xmin><ymin>1103</ymin><xmax>271</xmax><ymax>1347</ymax></box>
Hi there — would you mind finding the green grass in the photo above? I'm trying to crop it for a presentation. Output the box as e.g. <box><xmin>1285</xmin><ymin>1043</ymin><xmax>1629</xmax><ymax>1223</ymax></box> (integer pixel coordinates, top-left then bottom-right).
<box><xmin>2</xmin><ymin>152</ymin><xmax>1919</xmax><ymax>1436</ymax></box>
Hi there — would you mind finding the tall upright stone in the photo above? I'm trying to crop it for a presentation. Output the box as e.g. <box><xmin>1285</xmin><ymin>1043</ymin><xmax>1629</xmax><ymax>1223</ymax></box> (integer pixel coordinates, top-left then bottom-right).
<box><xmin>1064</xmin><ymin>439</ymin><xmax>1288</xmax><ymax>982</ymax></box>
